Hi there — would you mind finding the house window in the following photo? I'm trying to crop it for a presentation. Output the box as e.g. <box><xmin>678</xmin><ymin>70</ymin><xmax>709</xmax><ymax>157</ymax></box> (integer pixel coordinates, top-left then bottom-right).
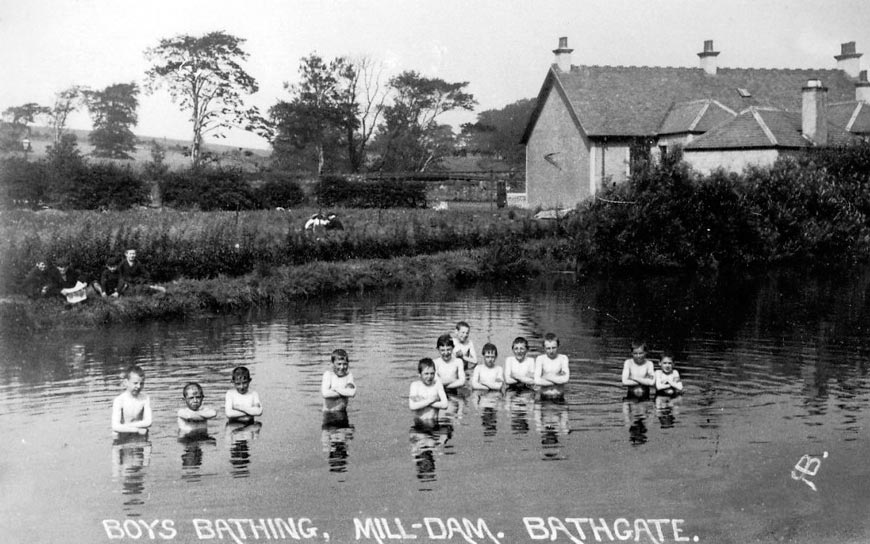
<box><xmin>629</xmin><ymin>139</ymin><xmax>652</xmax><ymax>176</ymax></box>
<box><xmin>659</xmin><ymin>145</ymin><xmax>668</xmax><ymax>159</ymax></box>
<box><xmin>737</xmin><ymin>88</ymin><xmax>751</xmax><ymax>98</ymax></box>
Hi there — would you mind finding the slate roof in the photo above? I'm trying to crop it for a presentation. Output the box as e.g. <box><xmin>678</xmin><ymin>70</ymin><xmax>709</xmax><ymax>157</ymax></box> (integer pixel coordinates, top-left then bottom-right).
<box><xmin>658</xmin><ymin>99</ymin><xmax>736</xmax><ymax>135</ymax></box>
<box><xmin>829</xmin><ymin>101</ymin><xmax>870</xmax><ymax>134</ymax></box>
<box><xmin>522</xmin><ymin>64</ymin><xmax>859</xmax><ymax>142</ymax></box>
<box><xmin>685</xmin><ymin>107</ymin><xmax>856</xmax><ymax>150</ymax></box>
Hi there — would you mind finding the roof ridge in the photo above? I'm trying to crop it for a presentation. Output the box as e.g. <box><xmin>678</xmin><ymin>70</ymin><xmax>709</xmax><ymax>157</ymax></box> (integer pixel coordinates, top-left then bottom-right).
<box><xmin>846</xmin><ymin>103</ymin><xmax>862</xmax><ymax>131</ymax></box>
<box><xmin>688</xmin><ymin>101</ymin><xmax>710</xmax><ymax>131</ymax></box>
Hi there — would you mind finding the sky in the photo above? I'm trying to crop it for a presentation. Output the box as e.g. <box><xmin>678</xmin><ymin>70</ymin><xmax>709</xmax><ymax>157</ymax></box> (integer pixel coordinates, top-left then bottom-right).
<box><xmin>1</xmin><ymin>0</ymin><xmax>869</xmax><ymax>150</ymax></box>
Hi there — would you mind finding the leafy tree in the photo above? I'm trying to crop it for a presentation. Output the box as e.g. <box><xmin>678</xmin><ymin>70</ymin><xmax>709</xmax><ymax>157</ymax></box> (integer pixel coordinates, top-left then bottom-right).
<box><xmin>144</xmin><ymin>31</ymin><xmax>262</xmax><ymax>167</ymax></box>
<box><xmin>0</xmin><ymin>103</ymin><xmax>50</xmax><ymax>151</ymax></box>
<box><xmin>340</xmin><ymin>56</ymin><xmax>389</xmax><ymax>172</ymax></box>
<box><xmin>374</xmin><ymin>71</ymin><xmax>476</xmax><ymax>171</ymax></box>
<box><xmin>84</xmin><ymin>83</ymin><xmax>140</xmax><ymax>159</ymax></box>
<box><xmin>460</xmin><ymin>98</ymin><xmax>535</xmax><ymax>168</ymax></box>
<box><xmin>270</xmin><ymin>54</ymin><xmax>350</xmax><ymax>175</ymax></box>
<box><xmin>48</xmin><ymin>85</ymin><xmax>87</xmax><ymax>145</ymax></box>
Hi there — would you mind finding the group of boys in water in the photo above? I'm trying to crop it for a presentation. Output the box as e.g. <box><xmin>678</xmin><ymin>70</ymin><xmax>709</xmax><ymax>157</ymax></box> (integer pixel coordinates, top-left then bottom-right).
<box><xmin>110</xmin><ymin>321</ymin><xmax>683</xmax><ymax>440</ymax></box>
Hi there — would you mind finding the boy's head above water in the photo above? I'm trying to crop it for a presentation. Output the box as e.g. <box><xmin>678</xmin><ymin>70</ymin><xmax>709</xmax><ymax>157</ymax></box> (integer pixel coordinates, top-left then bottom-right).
<box><xmin>436</xmin><ymin>334</ymin><xmax>454</xmax><ymax>360</ymax></box>
<box><xmin>481</xmin><ymin>343</ymin><xmax>497</xmax><ymax>366</ymax></box>
<box><xmin>231</xmin><ymin>366</ymin><xmax>251</xmax><ymax>393</ymax></box>
<box><xmin>418</xmin><ymin>358</ymin><xmax>436</xmax><ymax>385</ymax></box>
<box><xmin>182</xmin><ymin>382</ymin><xmax>205</xmax><ymax>410</ymax></box>
<box><xmin>331</xmin><ymin>349</ymin><xmax>349</xmax><ymax>377</ymax></box>
<box><xmin>660</xmin><ymin>350</ymin><xmax>676</xmax><ymax>372</ymax></box>
<box><xmin>631</xmin><ymin>340</ymin><xmax>647</xmax><ymax>364</ymax></box>
<box><xmin>512</xmin><ymin>337</ymin><xmax>529</xmax><ymax>359</ymax></box>
<box><xmin>455</xmin><ymin>321</ymin><xmax>470</xmax><ymax>343</ymax></box>
<box><xmin>123</xmin><ymin>365</ymin><xmax>145</xmax><ymax>396</ymax></box>
<box><xmin>543</xmin><ymin>333</ymin><xmax>559</xmax><ymax>358</ymax></box>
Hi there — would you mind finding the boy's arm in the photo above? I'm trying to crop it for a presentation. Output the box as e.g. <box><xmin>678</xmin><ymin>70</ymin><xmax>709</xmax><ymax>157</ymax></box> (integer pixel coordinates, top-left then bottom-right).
<box><xmin>244</xmin><ymin>392</ymin><xmax>263</xmax><ymax>416</ymax></box>
<box><xmin>639</xmin><ymin>362</ymin><xmax>656</xmax><ymax>386</ymax></box>
<box><xmin>671</xmin><ymin>370</ymin><xmax>684</xmax><ymax>391</ymax></box>
<box><xmin>503</xmin><ymin>359</ymin><xmax>517</xmax><ymax>384</ymax></box>
<box><xmin>654</xmin><ymin>370</ymin><xmax>668</xmax><ymax>390</ymax></box>
<box><xmin>137</xmin><ymin>397</ymin><xmax>153</xmax><ymax>428</ymax></box>
<box><xmin>432</xmin><ymin>381</ymin><xmax>449</xmax><ymax>410</ymax></box>
<box><xmin>621</xmin><ymin>360</ymin><xmax>638</xmax><ymax>385</ymax></box>
<box><xmin>549</xmin><ymin>358</ymin><xmax>569</xmax><ymax>384</ymax></box>
<box><xmin>409</xmin><ymin>383</ymin><xmax>435</xmax><ymax>410</ymax></box>
<box><xmin>321</xmin><ymin>372</ymin><xmax>341</xmax><ymax>399</ymax></box>
<box><xmin>111</xmin><ymin>396</ymin><xmax>148</xmax><ymax>434</ymax></box>
<box><xmin>448</xmin><ymin>364</ymin><xmax>466</xmax><ymax>388</ymax></box>
<box><xmin>225</xmin><ymin>390</ymin><xmax>249</xmax><ymax>419</ymax></box>
<box><xmin>334</xmin><ymin>374</ymin><xmax>357</xmax><ymax>397</ymax></box>
<box><xmin>465</xmin><ymin>342</ymin><xmax>478</xmax><ymax>366</ymax></box>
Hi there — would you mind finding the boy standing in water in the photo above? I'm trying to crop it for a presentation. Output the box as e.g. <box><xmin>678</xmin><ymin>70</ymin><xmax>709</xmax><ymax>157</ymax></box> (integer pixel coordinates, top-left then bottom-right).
<box><xmin>178</xmin><ymin>382</ymin><xmax>217</xmax><ymax>435</ymax></box>
<box><xmin>409</xmin><ymin>358</ymin><xmax>449</xmax><ymax>421</ymax></box>
<box><xmin>471</xmin><ymin>343</ymin><xmax>505</xmax><ymax>391</ymax></box>
<box><xmin>534</xmin><ymin>333</ymin><xmax>570</xmax><ymax>399</ymax></box>
<box><xmin>452</xmin><ymin>321</ymin><xmax>477</xmax><ymax>370</ymax></box>
<box><xmin>111</xmin><ymin>365</ymin><xmax>152</xmax><ymax>437</ymax></box>
<box><xmin>654</xmin><ymin>351</ymin><xmax>683</xmax><ymax>397</ymax></box>
<box><xmin>435</xmin><ymin>334</ymin><xmax>466</xmax><ymax>391</ymax></box>
<box><xmin>622</xmin><ymin>341</ymin><xmax>656</xmax><ymax>399</ymax></box>
<box><xmin>321</xmin><ymin>349</ymin><xmax>357</xmax><ymax>412</ymax></box>
<box><xmin>225</xmin><ymin>366</ymin><xmax>263</xmax><ymax>422</ymax></box>
<box><xmin>504</xmin><ymin>336</ymin><xmax>536</xmax><ymax>389</ymax></box>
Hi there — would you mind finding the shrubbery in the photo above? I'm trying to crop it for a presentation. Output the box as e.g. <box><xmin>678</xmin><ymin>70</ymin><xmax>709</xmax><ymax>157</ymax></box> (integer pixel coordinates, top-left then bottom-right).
<box><xmin>572</xmin><ymin>143</ymin><xmax>870</xmax><ymax>272</ymax></box>
<box><xmin>315</xmin><ymin>175</ymin><xmax>427</xmax><ymax>208</ymax></box>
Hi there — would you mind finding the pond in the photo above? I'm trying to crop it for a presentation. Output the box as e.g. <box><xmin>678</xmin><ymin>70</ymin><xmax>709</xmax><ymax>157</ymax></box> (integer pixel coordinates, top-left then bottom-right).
<box><xmin>1</xmin><ymin>271</ymin><xmax>869</xmax><ymax>544</ymax></box>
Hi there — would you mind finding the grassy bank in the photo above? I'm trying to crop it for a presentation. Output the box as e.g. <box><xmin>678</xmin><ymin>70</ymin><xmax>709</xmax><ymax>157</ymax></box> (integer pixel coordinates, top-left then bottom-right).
<box><xmin>0</xmin><ymin>206</ymin><xmax>555</xmax><ymax>293</ymax></box>
<box><xmin>0</xmin><ymin>237</ymin><xmax>573</xmax><ymax>330</ymax></box>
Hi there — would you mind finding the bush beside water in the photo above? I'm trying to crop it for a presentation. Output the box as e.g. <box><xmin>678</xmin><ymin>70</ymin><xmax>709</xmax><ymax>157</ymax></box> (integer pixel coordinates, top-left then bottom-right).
<box><xmin>570</xmin><ymin>144</ymin><xmax>870</xmax><ymax>272</ymax></box>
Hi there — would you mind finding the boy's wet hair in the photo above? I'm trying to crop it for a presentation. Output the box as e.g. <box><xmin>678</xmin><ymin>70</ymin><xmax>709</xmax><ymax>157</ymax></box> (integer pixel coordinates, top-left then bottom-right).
<box><xmin>512</xmin><ymin>336</ymin><xmax>529</xmax><ymax>348</ymax></box>
<box><xmin>331</xmin><ymin>349</ymin><xmax>349</xmax><ymax>362</ymax></box>
<box><xmin>106</xmin><ymin>256</ymin><xmax>121</xmax><ymax>267</ymax></box>
<box><xmin>183</xmin><ymin>382</ymin><xmax>203</xmax><ymax>397</ymax></box>
<box><xmin>482</xmin><ymin>342</ymin><xmax>498</xmax><ymax>356</ymax></box>
<box><xmin>418</xmin><ymin>358</ymin><xmax>436</xmax><ymax>373</ymax></box>
<box><xmin>661</xmin><ymin>350</ymin><xmax>675</xmax><ymax>361</ymax></box>
<box><xmin>455</xmin><ymin>321</ymin><xmax>470</xmax><ymax>330</ymax></box>
<box><xmin>124</xmin><ymin>364</ymin><xmax>145</xmax><ymax>379</ymax></box>
<box><xmin>631</xmin><ymin>339</ymin><xmax>646</xmax><ymax>351</ymax></box>
<box><xmin>231</xmin><ymin>366</ymin><xmax>251</xmax><ymax>382</ymax></box>
<box><xmin>436</xmin><ymin>334</ymin><xmax>455</xmax><ymax>349</ymax></box>
<box><xmin>543</xmin><ymin>332</ymin><xmax>559</xmax><ymax>345</ymax></box>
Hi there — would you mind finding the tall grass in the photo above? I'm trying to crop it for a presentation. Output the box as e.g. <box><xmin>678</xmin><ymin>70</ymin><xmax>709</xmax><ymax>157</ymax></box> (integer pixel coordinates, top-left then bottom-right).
<box><xmin>0</xmin><ymin>206</ymin><xmax>549</xmax><ymax>293</ymax></box>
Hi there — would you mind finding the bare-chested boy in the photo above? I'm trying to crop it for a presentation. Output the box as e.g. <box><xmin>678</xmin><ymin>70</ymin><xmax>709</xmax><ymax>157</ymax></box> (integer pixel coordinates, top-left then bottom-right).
<box><xmin>225</xmin><ymin>366</ymin><xmax>263</xmax><ymax>422</ymax></box>
<box><xmin>321</xmin><ymin>349</ymin><xmax>357</xmax><ymax>412</ymax></box>
<box><xmin>111</xmin><ymin>365</ymin><xmax>152</xmax><ymax>438</ymax></box>
<box><xmin>409</xmin><ymin>358</ymin><xmax>449</xmax><ymax>421</ymax></box>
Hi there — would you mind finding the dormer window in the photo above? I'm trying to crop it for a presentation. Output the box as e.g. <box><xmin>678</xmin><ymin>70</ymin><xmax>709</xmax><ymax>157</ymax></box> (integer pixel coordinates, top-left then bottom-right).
<box><xmin>737</xmin><ymin>88</ymin><xmax>752</xmax><ymax>98</ymax></box>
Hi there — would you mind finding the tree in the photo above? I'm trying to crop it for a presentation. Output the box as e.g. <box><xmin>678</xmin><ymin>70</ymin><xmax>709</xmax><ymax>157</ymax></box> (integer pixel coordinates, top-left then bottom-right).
<box><xmin>374</xmin><ymin>71</ymin><xmax>476</xmax><ymax>172</ymax></box>
<box><xmin>460</xmin><ymin>98</ymin><xmax>535</xmax><ymax>168</ymax></box>
<box><xmin>340</xmin><ymin>56</ymin><xmax>389</xmax><ymax>172</ymax></box>
<box><xmin>0</xmin><ymin>103</ymin><xmax>50</xmax><ymax>151</ymax></box>
<box><xmin>84</xmin><ymin>83</ymin><xmax>140</xmax><ymax>159</ymax></box>
<box><xmin>144</xmin><ymin>31</ymin><xmax>261</xmax><ymax>167</ymax></box>
<box><xmin>48</xmin><ymin>85</ymin><xmax>87</xmax><ymax>145</ymax></box>
<box><xmin>270</xmin><ymin>54</ymin><xmax>349</xmax><ymax>176</ymax></box>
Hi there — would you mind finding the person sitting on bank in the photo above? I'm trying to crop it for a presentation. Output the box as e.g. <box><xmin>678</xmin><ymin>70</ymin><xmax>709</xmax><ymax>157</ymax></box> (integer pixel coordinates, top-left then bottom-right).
<box><xmin>324</xmin><ymin>213</ymin><xmax>344</xmax><ymax>231</ymax></box>
<box><xmin>45</xmin><ymin>257</ymin><xmax>88</xmax><ymax>304</ymax></box>
<box><xmin>93</xmin><ymin>256</ymin><xmax>125</xmax><ymax>298</ymax></box>
<box><xmin>21</xmin><ymin>259</ymin><xmax>51</xmax><ymax>298</ymax></box>
<box><xmin>120</xmin><ymin>249</ymin><xmax>166</xmax><ymax>295</ymax></box>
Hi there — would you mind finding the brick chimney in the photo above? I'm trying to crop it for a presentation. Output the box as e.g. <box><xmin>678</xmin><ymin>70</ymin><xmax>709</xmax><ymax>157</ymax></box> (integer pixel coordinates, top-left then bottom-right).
<box><xmin>553</xmin><ymin>37</ymin><xmax>573</xmax><ymax>73</ymax></box>
<box><xmin>856</xmin><ymin>70</ymin><xmax>870</xmax><ymax>103</ymax></box>
<box><xmin>697</xmin><ymin>40</ymin><xmax>719</xmax><ymax>75</ymax></box>
<box><xmin>802</xmin><ymin>79</ymin><xmax>828</xmax><ymax>146</ymax></box>
<box><xmin>835</xmin><ymin>42</ymin><xmax>862</xmax><ymax>78</ymax></box>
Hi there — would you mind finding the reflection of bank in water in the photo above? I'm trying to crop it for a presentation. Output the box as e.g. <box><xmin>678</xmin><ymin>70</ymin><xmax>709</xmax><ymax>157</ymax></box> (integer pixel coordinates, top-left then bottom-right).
<box><xmin>409</xmin><ymin>419</ymin><xmax>453</xmax><ymax>490</ymax></box>
<box><xmin>321</xmin><ymin>411</ymin><xmax>355</xmax><ymax>475</ymax></box>
<box><xmin>226</xmin><ymin>421</ymin><xmax>261</xmax><ymax>479</ymax></box>
<box><xmin>111</xmin><ymin>435</ymin><xmax>152</xmax><ymax>513</ymax></box>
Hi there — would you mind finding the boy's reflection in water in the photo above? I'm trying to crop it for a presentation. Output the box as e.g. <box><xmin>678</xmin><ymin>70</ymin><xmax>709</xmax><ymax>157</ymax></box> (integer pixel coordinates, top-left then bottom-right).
<box><xmin>409</xmin><ymin>418</ymin><xmax>453</xmax><ymax>490</ymax></box>
<box><xmin>226</xmin><ymin>421</ymin><xmax>261</xmax><ymax>478</ymax></box>
<box><xmin>623</xmin><ymin>398</ymin><xmax>650</xmax><ymax>446</ymax></box>
<box><xmin>655</xmin><ymin>394</ymin><xmax>682</xmax><ymax>429</ymax></box>
<box><xmin>534</xmin><ymin>397</ymin><xmax>569</xmax><ymax>461</ymax></box>
<box><xmin>505</xmin><ymin>387</ymin><xmax>535</xmax><ymax>435</ymax></box>
<box><xmin>111</xmin><ymin>435</ymin><xmax>152</xmax><ymax>513</ymax></box>
<box><xmin>471</xmin><ymin>390</ymin><xmax>502</xmax><ymax>438</ymax></box>
<box><xmin>178</xmin><ymin>428</ymin><xmax>217</xmax><ymax>483</ymax></box>
<box><xmin>321</xmin><ymin>411</ymin><xmax>355</xmax><ymax>475</ymax></box>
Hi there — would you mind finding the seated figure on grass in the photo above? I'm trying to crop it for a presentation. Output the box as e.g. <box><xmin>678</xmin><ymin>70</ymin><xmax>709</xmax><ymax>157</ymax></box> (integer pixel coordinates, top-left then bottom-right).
<box><xmin>120</xmin><ymin>249</ymin><xmax>166</xmax><ymax>295</ymax></box>
<box><xmin>45</xmin><ymin>257</ymin><xmax>88</xmax><ymax>304</ymax></box>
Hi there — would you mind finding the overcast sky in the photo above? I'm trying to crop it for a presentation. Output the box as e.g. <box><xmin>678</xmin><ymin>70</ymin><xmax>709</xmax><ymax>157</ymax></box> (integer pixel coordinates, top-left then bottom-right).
<box><xmin>1</xmin><ymin>0</ymin><xmax>868</xmax><ymax>149</ymax></box>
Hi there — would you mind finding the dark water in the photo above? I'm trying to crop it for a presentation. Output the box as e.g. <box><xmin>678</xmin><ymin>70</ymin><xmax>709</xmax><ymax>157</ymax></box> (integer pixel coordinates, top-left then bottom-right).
<box><xmin>1</xmin><ymin>271</ymin><xmax>869</xmax><ymax>544</ymax></box>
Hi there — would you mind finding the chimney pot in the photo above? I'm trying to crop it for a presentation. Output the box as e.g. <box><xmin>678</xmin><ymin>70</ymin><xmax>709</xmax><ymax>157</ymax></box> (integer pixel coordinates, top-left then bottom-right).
<box><xmin>552</xmin><ymin>37</ymin><xmax>574</xmax><ymax>73</ymax></box>
<box><xmin>835</xmin><ymin>41</ymin><xmax>862</xmax><ymax>78</ymax></box>
<box><xmin>856</xmin><ymin>70</ymin><xmax>870</xmax><ymax>103</ymax></box>
<box><xmin>842</xmin><ymin>42</ymin><xmax>856</xmax><ymax>55</ymax></box>
<box><xmin>704</xmin><ymin>40</ymin><xmax>714</xmax><ymax>52</ymax></box>
<box><xmin>860</xmin><ymin>70</ymin><xmax>868</xmax><ymax>82</ymax></box>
